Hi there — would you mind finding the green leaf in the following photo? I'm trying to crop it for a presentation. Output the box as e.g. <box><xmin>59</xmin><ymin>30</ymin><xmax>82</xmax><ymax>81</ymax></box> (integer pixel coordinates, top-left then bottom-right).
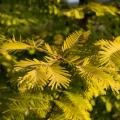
<box><xmin>106</xmin><ymin>101</ymin><xmax>112</xmax><ymax>112</ymax></box>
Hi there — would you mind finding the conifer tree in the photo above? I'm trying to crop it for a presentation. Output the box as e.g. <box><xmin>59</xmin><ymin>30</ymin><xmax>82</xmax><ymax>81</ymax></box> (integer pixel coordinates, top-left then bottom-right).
<box><xmin>0</xmin><ymin>0</ymin><xmax>120</xmax><ymax>120</ymax></box>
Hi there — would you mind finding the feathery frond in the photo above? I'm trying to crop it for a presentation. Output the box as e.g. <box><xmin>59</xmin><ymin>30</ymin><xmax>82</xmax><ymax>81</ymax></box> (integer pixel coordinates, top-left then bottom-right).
<box><xmin>15</xmin><ymin>59</ymin><xmax>70</xmax><ymax>91</ymax></box>
<box><xmin>47</xmin><ymin>63</ymin><xmax>71</xmax><ymax>89</ymax></box>
<box><xmin>55</xmin><ymin>92</ymin><xmax>92</xmax><ymax>120</ymax></box>
<box><xmin>98</xmin><ymin>39</ymin><xmax>120</xmax><ymax>66</ymax></box>
<box><xmin>78</xmin><ymin>65</ymin><xmax>120</xmax><ymax>95</ymax></box>
<box><xmin>3</xmin><ymin>93</ymin><xmax>52</xmax><ymax>119</ymax></box>
<box><xmin>15</xmin><ymin>59</ymin><xmax>42</xmax><ymax>72</ymax></box>
<box><xmin>62</xmin><ymin>31</ymin><xmax>82</xmax><ymax>52</ymax></box>
<box><xmin>17</xmin><ymin>66</ymin><xmax>48</xmax><ymax>92</ymax></box>
<box><xmin>63</xmin><ymin>7</ymin><xmax>84</xmax><ymax>19</ymax></box>
<box><xmin>88</xmin><ymin>2</ymin><xmax>118</xmax><ymax>16</ymax></box>
<box><xmin>1</xmin><ymin>41</ymin><xmax>31</xmax><ymax>52</ymax></box>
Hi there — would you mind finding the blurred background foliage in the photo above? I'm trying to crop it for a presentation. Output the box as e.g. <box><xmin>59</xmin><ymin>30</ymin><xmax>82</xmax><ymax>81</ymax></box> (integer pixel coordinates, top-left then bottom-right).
<box><xmin>0</xmin><ymin>0</ymin><xmax>120</xmax><ymax>120</ymax></box>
